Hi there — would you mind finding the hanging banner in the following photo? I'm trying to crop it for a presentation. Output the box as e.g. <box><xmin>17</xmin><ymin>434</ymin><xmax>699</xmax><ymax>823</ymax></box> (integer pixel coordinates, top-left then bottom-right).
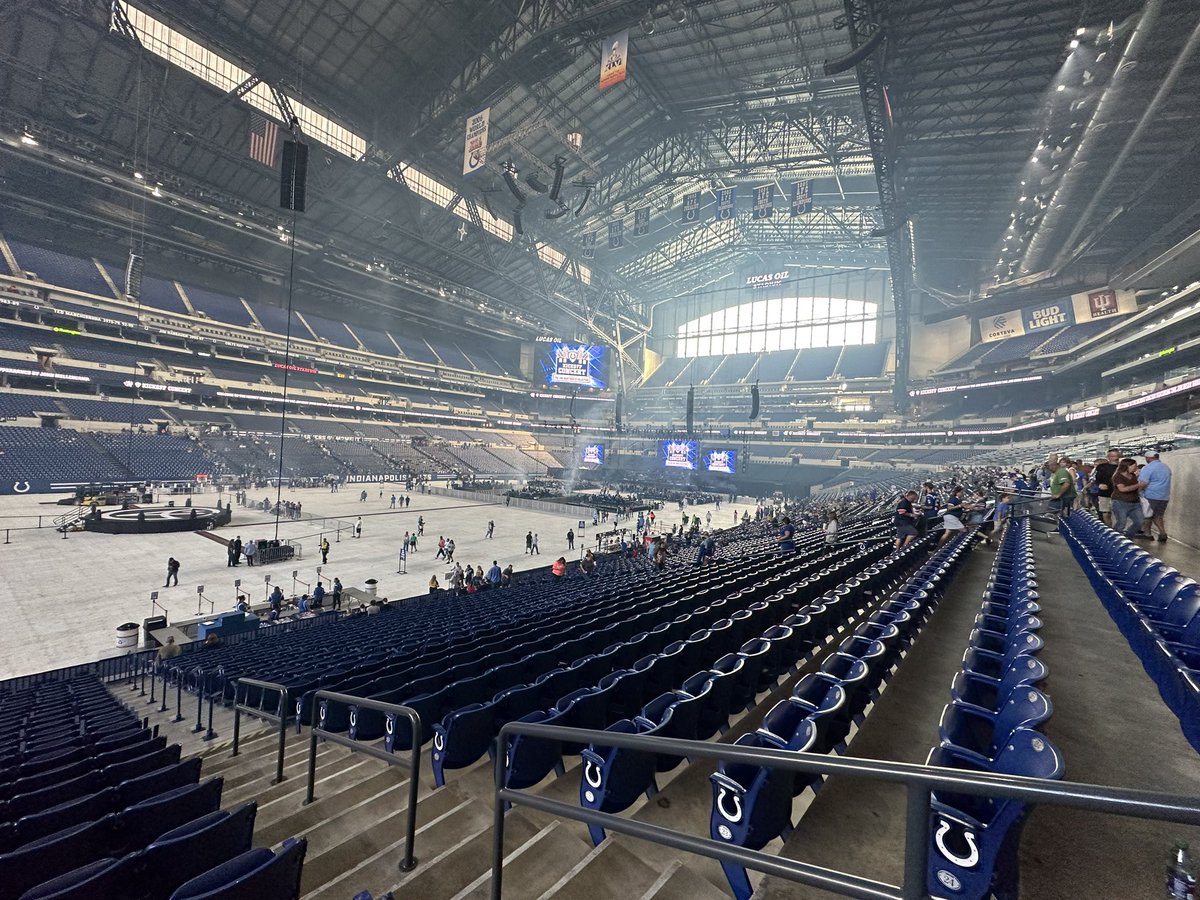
<box><xmin>752</xmin><ymin>184</ymin><xmax>774</xmax><ymax>220</ymax></box>
<box><xmin>607</xmin><ymin>220</ymin><xmax>624</xmax><ymax>249</ymax></box>
<box><xmin>1069</xmin><ymin>287</ymin><xmax>1137</xmax><ymax>322</ymax></box>
<box><xmin>978</xmin><ymin>310</ymin><xmax>1025</xmax><ymax>343</ymax></box>
<box><xmin>791</xmin><ymin>179</ymin><xmax>814</xmax><ymax>215</ymax></box>
<box><xmin>715</xmin><ymin>187</ymin><xmax>736</xmax><ymax>222</ymax></box>
<box><xmin>581</xmin><ymin>232</ymin><xmax>596</xmax><ymax>260</ymax></box>
<box><xmin>633</xmin><ymin>206</ymin><xmax>651</xmax><ymax>235</ymax></box>
<box><xmin>682</xmin><ymin>191</ymin><xmax>701</xmax><ymax>224</ymax></box>
<box><xmin>1022</xmin><ymin>299</ymin><xmax>1075</xmax><ymax>333</ymax></box>
<box><xmin>599</xmin><ymin>31</ymin><xmax>629</xmax><ymax>90</ymax></box>
<box><xmin>463</xmin><ymin>107</ymin><xmax>490</xmax><ymax>176</ymax></box>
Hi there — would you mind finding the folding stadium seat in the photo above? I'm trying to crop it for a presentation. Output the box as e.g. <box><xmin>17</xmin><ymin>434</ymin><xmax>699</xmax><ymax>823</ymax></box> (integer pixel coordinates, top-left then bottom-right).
<box><xmin>790</xmin><ymin>674</ymin><xmax>849</xmax><ymax>753</ymax></box>
<box><xmin>13</xmin><ymin>789</ymin><xmax>119</xmax><ymax>848</ymax></box>
<box><xmin>430</xmin><ymin>700</ymin><xmax>500</xmax><ymax>787</ymax></box>
<box><xmin>116</xmin><ymin>759</ymin><xmax>202</xmax><ymax>809</ymax></box>
<box><xmin>737</xmin><ymin>638</ymin><xmax>777</xmax><ymax>698</ymax></box>
<box><xmin>927</xmin><ymin>729</ymin><xmax>1064</xmax><ymax>900</ymax></box>
<box><xmin>710</xmin><ymin>732</ymin><xmax>802</xmax><ymax>900</ymax></box>
<box><xmin>579</xmin><ymin>719</ymin><xmax>661</xmax><ymax>845</ymax></box>
<box><xmin>819</xmin><ymin>652</ymin><xmax>873</xmax><ymax>721</ymax></box>
<box><xmin>937</xmin><ymin>687</ymin><xmax>1052</xmax><ymax>764</ymax></box>
<box><xmin>597</xmin><ymin>663</ymin><xmax>655</xmax><ymax>722</ymax></box>
<box><xmin>502</xmin><ymin>709</ymin><xmax>566</xmax><ymax>793</ymax></box>
<box><xmin>110</xmin><ymin>779</ymin><xmax>226</xmax><ymax>857</ymax></box>
<box><xmin>968</xmin><ymin>628</ymin><xmax>1043</xmax><ymax>659</ymax></box>
<box><xmin>635</xmin><ymin>686</ymin><xmax>708</xmax><ymax>771</ymax></box>
<box><xmin>758</xmin><ymin>624</ymin><xmax>801</xmax><ymax>683</ymax></box>
<box><xmin>961</xmin><ymin>642</ymin><xmax>1040</xmax><ymax>684</ymax></box>
<box><xmin>166</xmin><ymin>837</ymin><xmax>306</xmax><ymax>900</ymax></box>
<box><xmin>950</xmin><ymin>655</ymin><xmax>1048</xmax><ymax>715</ymax></box>
<box><xmin>18</xmin><ymin>855</ymin><xmax>128</xmax><ymax>900</ymax></box>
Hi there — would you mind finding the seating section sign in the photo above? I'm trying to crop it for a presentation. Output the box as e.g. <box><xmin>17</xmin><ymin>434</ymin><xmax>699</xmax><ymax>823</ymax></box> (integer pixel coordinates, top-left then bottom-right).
<box><xmin>661</xmin><ymin>439</ymin><xmax>698</xmax><ymax>470</ymax></box>
<box><xmin>978</xmin><ymin>287</ymin><xmax>1136</xmax><ymax>342</ymax></box>
<box><xmin>703</xmin><ymin>448</ymin><xmax>737</xmax><ymax>474</ymax></box>
<box><xmin>581</xmin><ymin>444</ymin><xmax>604</xmax><ymax>466</ymax></box>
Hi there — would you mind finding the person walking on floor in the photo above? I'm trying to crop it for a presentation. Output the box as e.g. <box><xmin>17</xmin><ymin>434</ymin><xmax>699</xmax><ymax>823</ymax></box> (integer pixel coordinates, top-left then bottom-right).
<box><xmin>231</xmin><ymin>536</ymin><xmax>242</xmax><ymax>567</ymax></box>
<box><xmin>355</xmin><ymin>517</ymin><xmax>363</xmax><ymax>539</ymax></box>
<box><xmin>164</xmin><ymin>557</ymin><xmax>180</xmax><ymax>587</ymax></box>
<box><xmin>244</xmin><ymin>539</ymin><xmax>257</xmax><ymax>566</ymax></box>
<box><xmin>525</xmin><ymin>531</ymin><xmax>533</xmax><ymax>554</ymax></box>
<box><xmin>531</xmin><ymin>532</ymin><xmax>540</xmax><ymax>555</ymax></box>
<box><xmin>331</xmin><ymin>577</ymin><xmax>343</xmax><ymax>610</ymax></box>
<box><xmin>436</xmin><ymin>536</ymin><xmax>446</xmax><ymax>559</ymax></box>
<box><xmin>485</xmin><ymin>520</ymin><xmax>495</xmax><ymax>539</ymax></box>
<box><xmin>320</xmin><ymin>537</ymin><xmax>330</xmax><ymax>565</ymax></box>
<box><xmin>390</xmin><ymin>494</ymin><xmax>397</xmax><ymax>509</ymax></box>
<box><xmin>445</xmin><ymin>538</ymin><xmax>456</xmax><ymax>562</ymax></box>
<box><xmin>417</xmin><ymin>516</ymin><xmax>425</xmax><ymax>536</ymax></box>
<box><xmin>409</xmin><ymin>532</ymin><xmax>417</xmax><ymax>554</ymax></box>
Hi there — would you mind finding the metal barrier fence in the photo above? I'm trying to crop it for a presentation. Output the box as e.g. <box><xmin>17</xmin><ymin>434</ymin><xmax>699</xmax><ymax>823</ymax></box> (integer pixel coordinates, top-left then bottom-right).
<box><xmin>231</xmin><ymin>678</ymin><xmax>290</xmax><ymax>784</ymax></box>
<box><xmin>493</xmin><ymin>721</ymin><xmax>1200</xmax><ymax>900</ymax></box>
<box><xmin>307</xmin><ymin>691</ymin><xmax>422</xmax><ymax>873</ymax></box>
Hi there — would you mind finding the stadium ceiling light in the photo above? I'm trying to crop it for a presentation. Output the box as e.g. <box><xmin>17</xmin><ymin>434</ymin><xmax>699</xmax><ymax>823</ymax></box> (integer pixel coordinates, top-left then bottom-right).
<box><xmin>1056</xmin><ymin>84</ymin><xmax>1066</xmax><ymax>92</ymax></box>
<box><xmin>1076</xmin><ymin>27</ymin><xmax>1087</xmax><ymax>36</ymax></box>
<box><xmin>133</xmin><ymin>171</ymin><xmax>144</xmax><ymax>180</ymax></box>
<box><xmin>20</xmin><ymin>131</ymin><xmax>37</xmax><ymax>146</ymax></box>
<box><xmin>640</xmin><ymin>7</ymin><xmax>656</xmax><ymax>34</ymax></box>
<box><xmin>1070</xmin><ymin>39</ymin><xmax>1080</xmax><ymax>48</ymax></box>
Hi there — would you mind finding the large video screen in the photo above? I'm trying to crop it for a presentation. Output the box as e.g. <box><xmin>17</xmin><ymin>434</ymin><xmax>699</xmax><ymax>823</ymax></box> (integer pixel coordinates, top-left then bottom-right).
<box><xmin>542</xmin><ymin>343</ymin><xmax>607</xmax><ymax>389</ymax></box>
<box><xmin>581</xmin><ymin>444</ymin><xmax>605</xmax><ymax>467</ymax></box>
<box><xmin>661</xmin><ymin>439</ymin><xmax>698</xmax><ymax>470</ymax></box>
<box><xmin>703</xmin><ymin>448</ymin><xmax>737</xmax><ymax>474</ymax></box>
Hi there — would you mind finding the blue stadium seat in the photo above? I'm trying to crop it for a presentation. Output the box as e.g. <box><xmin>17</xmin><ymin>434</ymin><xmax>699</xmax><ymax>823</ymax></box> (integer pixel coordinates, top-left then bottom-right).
<box><xmin>579</xmin><ymin>720</ymin><xmax>660</xmax><ymax>845</ymax></box>
<box><xmin>937</xmin><ymin>687</ymin><xmax>1053</xmax><ymax>764</ymax></box>
<box><xmin>167</xmin><ymin>837</ymin><xmax>306</xmax><ymax>900</ymax></box>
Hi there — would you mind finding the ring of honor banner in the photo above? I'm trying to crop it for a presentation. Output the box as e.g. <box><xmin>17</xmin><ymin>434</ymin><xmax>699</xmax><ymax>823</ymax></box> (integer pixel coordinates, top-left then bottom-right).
<box><xmin>682</xmin><ymin>192</ymin><xmax>701</xmax><ymax>224</ymax></box>
<box><xmin>463</xmin><ymin>108</ymin><xmax>490</xmax><ymax>176</ymax></box>
<box><xmin>703</xmin><ymin>448</ymin><xmax>737</xmax><ymax>474</ymax></box>
<box><xmin>791</xmin><ymin>180</ymin><xmax>813</xmax><ymax>216</ymax></box>
<box><xmin>607</xmin><ymin>220</ymin><xmax>624</xmax><ymax>249</ymax></box>
<box><xmin>661</xmin><ymin>439</ymin><xmax>698</xmax><ymax>470</ymax></box>
<box><xmin>752</xmin><ymin>185</ymin><xmax>774</xmax><ymax>220</ymax></box>
<box><xmin>581</xmin><ymin>444</ymin><xmax>605</xmax><ymax>466</ymax></box>
<box><xmin>599</xmin><ymin>31</ymin><xmax>629</xmax><ymax>90</ymax></box>
<box><xmin>581</xmin><ymin>232</ymin><xmax>596</xmax><ymax>260</ymax></box>
<box><xmin>715</xmin><ymin>187</ymin><xmax>736</xmax><ymax>222</ymax></box>
<box><xmin>977</xmin><ymin>287</ymin><xmax>1137</xmax><ymax>342</ymax></box>
<box><xmin>542</xmin><ymin>344</ymin><xmax>607</xmax><ymax>389</ymax></box>
<box><xmin>633</xmin><ymin>206</ymin><xmax>651</xmax><ymax>235</ymax></box>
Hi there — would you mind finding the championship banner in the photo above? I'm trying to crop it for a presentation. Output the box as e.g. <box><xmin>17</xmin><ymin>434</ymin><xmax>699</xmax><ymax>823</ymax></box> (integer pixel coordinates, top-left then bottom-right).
<box><xmin>599</xmin><ymin>31</ymin><xmax>629</xmax><ymax>90</ymax></box>
<box><xmin>581</xmin><ymin>444</ymin><xmax>605</xmax><ymax>466</ymax></box>
<box><xmin>1021</xmin><ymin>299</ymin><xmax>1075</xmax><ymax>333</ymax></box>
<box><xmin>581</xmin><ymin>232</ymin><xmax>596</xmax><ymax>259</ymax></box>
<box><xmin>682</xmin><ymin>191</ymin><xmax>701</xmax><ymax>224</ymax></box>
<box><xmin>633</xmin><ymin>206</ymin><xmax>651</xmax><ymax>235</ymax></box>
<box><xmin>791</xmin><ymin>179</ymin><xmax>814</xmax><ymax>216</ymax></box>
<box><xmin>607</xmin><ymin>220</ymin><xmax>624</xmax><ymax>249</ymax></box>
<box><xmin>978</xmin><ymin>310</ymin><xmax>1025</xmax><ymax>343</ymax></box>
<box><xmin>463</xmin><ymin>107</ymin><xmax>490</xmax><ymax>176</ymax></box>
<box><xmin>715</xmin><ymin>187</ymin><xmax>736</xmax><ymax>221</ymax></box>
<box><xmin>752</xmin><ymin>185</ymin><xmax>774</xmax><ymax>220</ymax></box>
<box><xmin>703</xmin><ymin>448</ymin><xmax>737</xmax><ymax>474</ymax></box>
<box><xmin>661</xmin><ymin>439</ymin><xmax>698</xmax><ymax>470</ymax></box>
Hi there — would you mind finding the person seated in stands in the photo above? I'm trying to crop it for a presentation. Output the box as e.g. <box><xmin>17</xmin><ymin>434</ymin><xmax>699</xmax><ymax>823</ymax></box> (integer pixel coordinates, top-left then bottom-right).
<box><xmin>464</xmin><ymin>563</ymin><xmax>475</xmax><ymax>584</ymax></box>
<box><xmin>552</xmin><ymin>557</ymin><xmax>567</xmax><ymax>578</ymax></box>
<box><xmin>695</xmin><ymin>534</ymin><xmax>717</xmax><ymax>566</ymax></box>
<box><xmin>653</xmin><ymin>542</ymin><xmax>668</xmax><ymax>570</ymax></box>
<box><xmin>158</xmin><ymin>635</ymin><xmax>182</xmax><ymax>661</ymax></box>
<box><xmin>502</xmin><ymin>564</ymin><xmax>514</xmax><ymax>587</ymax></box>
<box><xmin>311</xmin><ymin>582</ymin><xmax>325</xmax><ymax>609</ymax></box>
<box><xmin>580</xmin><ymin>550</ymin><xmax>597</xmax><ymax>576</ymax></box>
<box><xmin>366</xmin><ymin>600</ymin><xmax>381</xmax><ymax>615</ymax></box>
<box><xmin>429</xmin><ymin>574</ymin><xmax>441</xmax><ymax>593</ymax></box>
<box><xmin>203</xmin><ymin>632</ymin><xmax>220</xmax><ymax>649</ymax></box>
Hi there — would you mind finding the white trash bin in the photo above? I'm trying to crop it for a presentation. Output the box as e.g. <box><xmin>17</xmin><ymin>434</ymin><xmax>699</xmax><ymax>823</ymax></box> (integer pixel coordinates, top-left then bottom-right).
<box><xmin>116</xmin><ymin>622</ymin><xmax>139</xmax><ymax>649</ymax></box>
<box><xmin>364</xmin><ymin>579</ymin><xmax>378</xmax><ymax>596</ymax></box>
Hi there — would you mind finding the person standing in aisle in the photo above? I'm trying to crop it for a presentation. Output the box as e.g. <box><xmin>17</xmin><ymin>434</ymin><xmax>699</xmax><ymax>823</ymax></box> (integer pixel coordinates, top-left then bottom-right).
<box><xmin>567</xmin><ymin>528</ymin><xmax>575</xmax><ymax>550</ymax></box>
<box><xmin>525</xmin><ymin>530</ymin><xmax>533</xmax><ymax>554</ymax></box>
<box><xmin>355</xmin><ymin>517</ymin><xmax>363</xmax><ymax>539</ymax></box>
<box><xmin>1139</xmin><ymin>449</ymin><xmax>1172</xmax><ymax>542</ymax></box>
<box><xmin>164</xmin><ymin>557</ymin><xmax>180</xmax><ymax>587</ymax></box>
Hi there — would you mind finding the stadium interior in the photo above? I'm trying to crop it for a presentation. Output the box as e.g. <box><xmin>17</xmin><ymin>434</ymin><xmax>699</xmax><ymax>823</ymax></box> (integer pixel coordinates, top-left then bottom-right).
<box><xmin>0</xmin><ymin>1</ymin><xmax>1199</xmax><ymax>898</ymax></box>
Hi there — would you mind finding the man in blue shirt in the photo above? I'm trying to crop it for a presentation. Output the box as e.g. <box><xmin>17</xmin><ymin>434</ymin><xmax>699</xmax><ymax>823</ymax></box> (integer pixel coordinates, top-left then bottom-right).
<box><xmin>777</xmin><ymin>517</ymin><xmax>796</xmax><ymax>554</ymax></box>
<box><xmin>1140</xmin><ymin>450</ymin><xmax>1172</xmax><ymax>542</ymax></box>
<box><xmin>486</xmin><ymin>561</ymin><xmax>502</xmax><ymax>586</ymax></box>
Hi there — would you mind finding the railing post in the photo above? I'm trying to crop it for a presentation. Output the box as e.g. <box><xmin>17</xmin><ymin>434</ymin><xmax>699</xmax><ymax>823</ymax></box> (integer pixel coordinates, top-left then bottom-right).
<box><xmin>491</xmin><ymin>730</ymin><xmax>508</xmax><ymax>900</ymax></box>
<box><xmin>231</xmin><ymin>691</ymin><xmax>242</xmax><ymax>757</ymax></box>
<box><xmin>304</xmin><ymin>722</ymin><xmax>319</xmax><ymax>804</ymax></box>
<box><xmin>173</xmin><ymin>675</ymin><xmax>184</xmax><ymax>723</ymax></box>
<box><xmin>194</xmin><ymin>680</ymin><xmax>205</xmax><ymax>734</ymax></box>
<box><xmin>204</xmin><ymin>693</ymin><xmax>218</xmax><ymax>741</ymax></box>
<box><xmin>148</xmin><ymin>662</ymin><xmax>156</xmax><ymax>705</ymax></box>
<box><xmin>903</xmin><ymin>784</ymin><xmax>932</xmax><ymax>900</ymax></box>
<box><xmin>274</xmin><ymin>687</ymin><xmax>288</xmax><ymax>784</ymax></box>
<box><xmin>401</xmin><ymin>710</ymin><xmax>421</xmax><ymax>872</ymax></box>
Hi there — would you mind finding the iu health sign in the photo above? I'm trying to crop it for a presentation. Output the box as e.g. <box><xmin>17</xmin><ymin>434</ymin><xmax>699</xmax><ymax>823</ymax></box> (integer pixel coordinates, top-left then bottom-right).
<box><xmin>542</xmin><ymin>344</ymin><xmax>607</xmax><ymax>389</ymax></box>
<box><xmin>581</xmin><ymin>444</ymin><xmax>605</xmax><ymax>467</ymax></box>
<box><xmin>661</xmin><ymin>440</ymin><xmax>698</xmax><ymax>470</ymax></box>
<box><xmin>703</xmin><ymin>448</ymin><xmax>737</xmax><ymax>474</ymax></box>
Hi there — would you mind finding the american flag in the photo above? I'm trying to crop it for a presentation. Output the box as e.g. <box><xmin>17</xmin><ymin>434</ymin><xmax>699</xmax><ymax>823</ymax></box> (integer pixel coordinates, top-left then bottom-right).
<box><xmin>248</xmin><ymin>112</ymin><xmax>279</xmax><ymax>167</ymax></box>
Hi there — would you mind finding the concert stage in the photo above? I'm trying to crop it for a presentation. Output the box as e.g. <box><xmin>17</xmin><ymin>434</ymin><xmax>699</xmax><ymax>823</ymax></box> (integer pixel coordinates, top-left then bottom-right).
<box><xmin>82</xmin><ymin>504</ymin><xmax>232</xmax><ymax>535</ymax></box>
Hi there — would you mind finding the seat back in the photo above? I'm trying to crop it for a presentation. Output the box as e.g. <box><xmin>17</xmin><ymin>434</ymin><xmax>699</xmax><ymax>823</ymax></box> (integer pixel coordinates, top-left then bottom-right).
<box><xmin>167</xmin><ymin>837</ymin><xmax>306</xmax><ymax>899</ymax></box>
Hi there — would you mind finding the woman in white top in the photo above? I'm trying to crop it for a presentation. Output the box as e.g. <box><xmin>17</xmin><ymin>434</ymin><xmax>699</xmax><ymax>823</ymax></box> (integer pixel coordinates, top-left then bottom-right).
<box><xmin>824</xmin><ymin>512</ymin><xmax>839</xmax><ymax>544</ymax></box>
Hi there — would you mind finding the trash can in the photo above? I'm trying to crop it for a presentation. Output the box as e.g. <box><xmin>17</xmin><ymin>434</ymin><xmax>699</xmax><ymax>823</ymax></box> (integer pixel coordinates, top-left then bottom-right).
<box><xmin>116</xmin><ymin>622</ymin><xmax>139</xmax><ymax>650</ymax></box>
<box><xmin>364</xmin><ymin>578</ymin><xmax>378</xmax><ymax>596</ymax></box>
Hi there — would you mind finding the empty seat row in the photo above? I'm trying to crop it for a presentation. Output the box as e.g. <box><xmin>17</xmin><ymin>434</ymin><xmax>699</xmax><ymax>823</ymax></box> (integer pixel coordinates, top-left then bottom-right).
<box><xmin>1061</xmin><ymin>511</ymin><xmax>1200</xmax><ymax>751</ymax></box>
<box><xmin>926</xmin><ymin>517</ymin><xmax>1064</xmax><ymax>900</ymax></box>
<box><xmin>710</xmin><ymin>529</ymin><xmax>977</xmax><ymax>900</ymax></box>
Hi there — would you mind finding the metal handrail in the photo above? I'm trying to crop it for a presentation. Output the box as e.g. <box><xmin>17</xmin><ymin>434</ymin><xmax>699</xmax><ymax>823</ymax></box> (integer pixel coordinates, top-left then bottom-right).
<box><xmin>231</xmin><ymin>678</ymin><xmax>290</xmax><ymax>784</ymax></box>
<box><xmin>306</xmin><ymin>690</ymin><xmax>422</xmax><ymax>873</ymax></box>
<box><xmin>492</xmin><ymin>722</ymin><xmax>1200</xmax><ymax>900</ymax></box>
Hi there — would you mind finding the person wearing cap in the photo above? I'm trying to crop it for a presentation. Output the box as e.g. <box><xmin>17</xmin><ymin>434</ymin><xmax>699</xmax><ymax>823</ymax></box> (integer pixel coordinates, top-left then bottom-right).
<box><xmin>1139</xmin><ymin>449</ymin><xmax>1171</xmax><ymax>542</ymax></box>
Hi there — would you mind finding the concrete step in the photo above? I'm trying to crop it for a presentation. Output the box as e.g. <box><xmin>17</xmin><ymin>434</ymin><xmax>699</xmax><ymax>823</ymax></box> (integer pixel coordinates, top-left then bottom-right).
<box><xmin>299</xmin><ymin>783</ymin><xmax>468</xmax><ymax>894</ymax></box>
<box><xmin>303</xmin><ymin>793</ymin><xmax>496</xmax><ymax>900</ymax></box>
<box><xmin>240</xmin><ymin>758</ymin><xmax>394</xmax><ymax>826</ymax></box>
<box><xmin>452</xmin><ymin>819</ymin><xmax>593</xmax><ymax>900</ymax></box>
<box><xmin>538</xmin><ymin>835</ymin><xmax>664</xmax><ymax>900</ymax></box>
<box><xmin>203</xmin><ymin>739</ymin><xmax>343</xmax><ymax>788</ymax></box>
<box><xmin>639</xmin><ymin>859</ymin><xmax>730</xmax><ymax>900</ymax></box>
<box><xmin>380</xmin><ymin>811</ymin><xmax>541</xmax><ymax>900</ymax></box>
